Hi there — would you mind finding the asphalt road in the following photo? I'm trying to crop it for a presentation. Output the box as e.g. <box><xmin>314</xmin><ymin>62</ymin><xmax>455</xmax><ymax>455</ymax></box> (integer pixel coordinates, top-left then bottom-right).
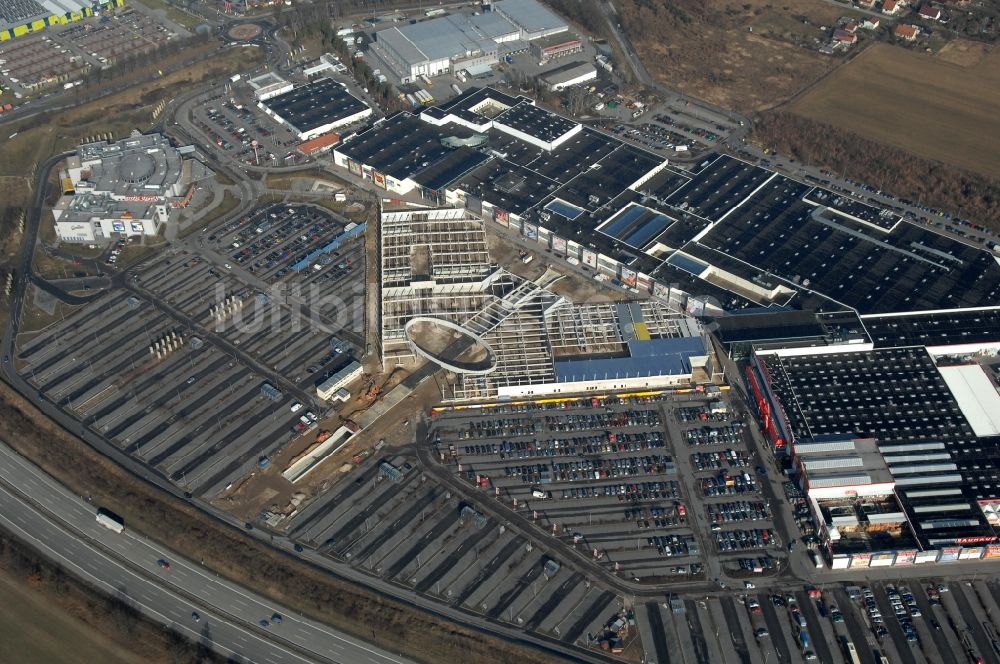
<box><xmin>0</xmin><ymin>440</ymin><xmax>412</xmax><ymax>664</ymax></box>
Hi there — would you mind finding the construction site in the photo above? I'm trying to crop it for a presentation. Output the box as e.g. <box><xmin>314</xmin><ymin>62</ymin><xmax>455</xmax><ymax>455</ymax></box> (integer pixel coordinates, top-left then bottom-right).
<box><xmin>378</xmin><ymin>207</ymin><xmax>717</xmax><ymax>403</ymax></box>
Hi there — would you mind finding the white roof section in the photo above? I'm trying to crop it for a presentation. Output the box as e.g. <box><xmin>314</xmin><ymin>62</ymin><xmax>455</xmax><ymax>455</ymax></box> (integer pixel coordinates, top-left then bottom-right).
<box><xmin>801</xmin><ymin>456</ymin><xmax>863</xmax><ymax>470</ymax></box>
<box><xmin>378</xmin><ymin>12</ymin><xmax>512</xmax><ymax>64</ymax></box>
<box><xmin>912</xmin><ymin>503</ymin><xmax>974</xmax><ymax>513</ymax></box>
<box><xmin>894</xmin><ymin>473</ymin><xmax>963</xmax><ymax>486</ymax></box>
<box><xmin>493</xmin><ymin>0</ymin><xmax>567</xmax><ymax>34</ymax></box>
<box><xmin>905</xmin><ymin>487</ymin><xmax>963</xmax><ymax>498</ymax></box>
<box><xmin>878</xmin><ymin>442</ymin><xmax>947</xmax><ymax>452</ymax></box>
<box><xmin>937</xmin><ymin>364</ymin><xmax>1000</xmax><ymax>437</ymax></box>
<box><xmin>793</xmin><ymin>439</ymin><xmax>857</xmax><ymax>454</ymax></box>
<box><xmin>810</xmin><ymin>474</ymin><xmax>873</xmax><ymax>488</ymax></box>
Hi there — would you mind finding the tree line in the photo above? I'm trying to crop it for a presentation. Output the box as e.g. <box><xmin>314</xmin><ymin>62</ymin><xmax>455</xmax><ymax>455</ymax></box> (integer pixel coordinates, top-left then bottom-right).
<box><xmin>752</xmin><ymin>110</ymin><xmax>1000</xmax><ymax>226</ymax></box>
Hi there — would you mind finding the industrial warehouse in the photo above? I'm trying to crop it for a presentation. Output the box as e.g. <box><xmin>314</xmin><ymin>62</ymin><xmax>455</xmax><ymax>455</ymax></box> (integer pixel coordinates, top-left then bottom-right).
<box><xmin>257</xmin><ymin>77</ymin><xmax>372</xmax><ymax>141</ymax></box>
<box><xmin>0</xmin><ymin>0</ymin><xmax>121</xmax><ymax>41</ymax></box>
<box><xmin>368</xmin><ymin>0</ymin><xmax>567</xmax><ymax>82</ymax></box>
<box><xmin>53</xmin><ymin>131</ymin><xmax>213</xmax><ymax>242</ymax></box>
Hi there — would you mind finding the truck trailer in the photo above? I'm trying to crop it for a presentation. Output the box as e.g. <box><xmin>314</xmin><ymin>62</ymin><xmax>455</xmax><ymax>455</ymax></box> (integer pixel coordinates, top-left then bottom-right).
<box><xmin>96</xmin><ymin>507</ymin><xmax>125</xmax><ymax>534</ymax></box>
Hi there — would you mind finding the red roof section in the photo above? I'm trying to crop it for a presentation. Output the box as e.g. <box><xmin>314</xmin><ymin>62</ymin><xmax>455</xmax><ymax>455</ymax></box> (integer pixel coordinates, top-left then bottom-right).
<box><xmin>298</xmin><ymin>132</ymin><xmax>341</xmax><ymax>155</ymax></box>
<box><xmin>894</xmin><ymin>23</ymin><xmax>919</xmax><ymax>37</ymax></box>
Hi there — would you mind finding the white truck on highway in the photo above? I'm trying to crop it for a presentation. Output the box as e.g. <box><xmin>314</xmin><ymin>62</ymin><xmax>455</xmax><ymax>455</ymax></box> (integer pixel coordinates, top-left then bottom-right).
<box><xmin>96</xmin><ymin>507</ymin><xmax>125</xmax><ymax>534</ymax></box>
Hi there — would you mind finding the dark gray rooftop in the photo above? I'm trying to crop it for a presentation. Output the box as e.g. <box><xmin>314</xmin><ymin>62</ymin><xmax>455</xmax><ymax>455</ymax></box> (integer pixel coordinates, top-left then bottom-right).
<box><xmin>263</xmin><ymin>78</ymin><xmax>369</xmax><ymax>134</ymax></box>
<box><xmin>495</xmin><ymin>101</ymin><xmax>579</xmax><ymax>144</ymax></box>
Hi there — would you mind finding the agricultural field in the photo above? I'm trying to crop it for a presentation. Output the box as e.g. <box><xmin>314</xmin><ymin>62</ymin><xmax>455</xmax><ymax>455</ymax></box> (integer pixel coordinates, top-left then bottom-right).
<box><xmin>0</xmin><ymin>571</ymin><xmax>145</xmax><ymax>664</ymax></box>
<box><xmin>788</xmin><ymin>42</ymin><xmax>1000</xmax><ymax>178</ymax></box>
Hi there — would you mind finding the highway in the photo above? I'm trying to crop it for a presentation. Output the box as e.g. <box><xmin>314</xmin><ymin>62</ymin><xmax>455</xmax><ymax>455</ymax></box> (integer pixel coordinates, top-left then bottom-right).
<box><xmin>0</xmin><ymin>440</ymin><xmax>413</xmax><ymax>664</ymax></box>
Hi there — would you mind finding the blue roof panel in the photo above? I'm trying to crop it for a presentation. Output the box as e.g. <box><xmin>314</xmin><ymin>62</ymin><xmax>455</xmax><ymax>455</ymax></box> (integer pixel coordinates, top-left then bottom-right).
<box><xmin>554</xmin><ymin>337</ymin><xmax>704</xmax><ymax>382</ymax></box>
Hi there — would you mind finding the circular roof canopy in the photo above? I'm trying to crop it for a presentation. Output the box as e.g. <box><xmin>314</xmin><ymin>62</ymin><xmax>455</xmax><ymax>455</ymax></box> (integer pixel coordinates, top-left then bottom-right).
<box><xmin>404</xmin><ymin>317</ymin><xmax>497</xmax><ymax>375</ymax></box>
<box><xmin>119</xmin><ymin>152</ymin><xmax>155</xmax><ymax>183</ymax></box>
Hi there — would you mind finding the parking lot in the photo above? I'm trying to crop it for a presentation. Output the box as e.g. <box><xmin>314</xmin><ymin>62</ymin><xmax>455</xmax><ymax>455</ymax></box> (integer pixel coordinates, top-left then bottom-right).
<box><xmin>59</xmin><ymin>10</ymin><xmax>175</xmax><ymax>64</ymax></box>
<box><xmin>13</xmin><ymin>200</ymin><xmax>368</xmax><ymax>500</ymax></box>
<box><xmin>733</xmin><ymin>579</ymin><xmax>1000</xmax><ymax>664</ymax></box>
<box><xmin>210</xmin><ymin>203</ymin><xmax>362</xmax><ymax>288</ymax></box>
<box><xmin>0</xmin><ymin>34</ymin><xmax>86</xmax><ymax>92</ymax></box>
<box><xmin>191</xmin><ymin>92</ymin><xmax>302</xmax><ymax>166</ymax></box>
<box><xmin>424</xmin><ymin>391</ymin><xmax>780</xmax><ymax>584</ymax></box>
<box><xmin>605</xmin><ymin>121</ymin><xmax>711</xmax><ymax>154</ymax></box>
<box><xmin>15</xmin><ymin>289</ymin><xmax>316</xmax><ymax>498</ymax></box>
<box><xmin>133</xmin><ymin>220</ymin><xmax>364</xmax><ymax>387</ymax></box>
<box><xmin>274</xmin><ymin>383</ymin><xmax>1000</xmax><ymax>664</ymax></box>
<box><xmin>0</xmin><ymin>10</ymin><xmax>176</xmax><ymax>94</ymax></box>
<box><xmin>285</xmin><ymin>450</ymin><xmax>631</xmax><ymax>651</ymax></box>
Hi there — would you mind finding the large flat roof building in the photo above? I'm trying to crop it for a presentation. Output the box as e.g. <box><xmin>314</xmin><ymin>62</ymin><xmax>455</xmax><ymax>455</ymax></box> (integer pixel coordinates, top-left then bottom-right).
<box><xmin>258</xmin><ymin>78</ymin><xmax>372</xmax><ymax>141</ymax></box>
<box><xmin>540</xmin><ymin>60</ymin><xmax>597</xmax><ymax>90</ymax></box>
<box><xmin>54</xmin><ymin>131</ymin><xmax>212</xmax><ymax>243</ymax></box>
<box><xmin>747</xmin><ymin>345</ymin><xmax>1000</xmax><ymax>550</ymax></box>
<box><xmin>372</xmin><ymin>12</ymin><xmax>515</xmax><ymax>82</ymax></box>
<box><xmin>51</xmin><ymin>193</ymin><xmax>167</xmax><ymax>244</ymax></box>
<box><xmin>335</xmin><ymin>86</ymin><xmax>1000</xmax><ymax>322</ymax></box>
<box><xmin>370</xmin><ymin>1</ymin><xmax>566</xmax><ymax>82</ymax></box>
<box><xmin>493</xmin><ymin>0</ymin><xmax>569</xmax><ymax>40</ymax></box>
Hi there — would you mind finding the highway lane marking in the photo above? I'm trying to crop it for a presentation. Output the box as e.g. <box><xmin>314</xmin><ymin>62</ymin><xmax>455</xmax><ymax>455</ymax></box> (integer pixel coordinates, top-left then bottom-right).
<box><xmin>0</xmin><ymin>494</ymin><xmax>317</xmax><ymax>664</ymax></box>
<box><xmin>0</xmin><ymin>445</ymin><xmax>412</xmax><ymax>664</ymax></box>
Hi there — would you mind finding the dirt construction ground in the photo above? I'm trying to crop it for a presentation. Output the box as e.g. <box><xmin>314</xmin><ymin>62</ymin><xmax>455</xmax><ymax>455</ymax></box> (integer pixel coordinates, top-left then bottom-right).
<box><xmin>622</xmin><ymin>0</ymin><xmax>857</xmax><ymax>111</ymax></box>
<box><xmin>788</xmin><ymin>42</ymin><xmax>1000</xmax><ymax>179</ymax></box>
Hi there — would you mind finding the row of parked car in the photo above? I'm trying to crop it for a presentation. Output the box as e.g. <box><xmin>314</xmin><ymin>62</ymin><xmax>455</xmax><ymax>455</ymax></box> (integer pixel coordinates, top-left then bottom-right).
<box><xmin>706</xmin><ymin>501</ymin><xmax>770</xmax><ymax>524</ymax></box>
<box><xmin>692</xmin><ymin>449</ymin><xmax>752</xmax><ymax>470</ymax></box>
<box><xmin>701</xmin><ymin>472</ymin><xmax>759</xmax><ymax>496</ymax></box>
<box><xmin>685</xmin><ymin>425</ymin><xmax>744</xmax><ymax>446</ymax></box>
<box><xmin>714</xmin><ymin>528</ymin><xmax>773</xmax><ymax>551</ymax></box>
<box><xmin>645</xmin><ymin>534</ymin><xmax>694</xmax><ymax>557</ymax></box>
<box><xmin>461</xmin><ymin>431</ymin><xmax>667</xmax><ymax>460</ymax></box>
<box><xmin>543</xmin><ymin>409</ymin><xmax>662</xmax><ymax>432</ymax></box>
